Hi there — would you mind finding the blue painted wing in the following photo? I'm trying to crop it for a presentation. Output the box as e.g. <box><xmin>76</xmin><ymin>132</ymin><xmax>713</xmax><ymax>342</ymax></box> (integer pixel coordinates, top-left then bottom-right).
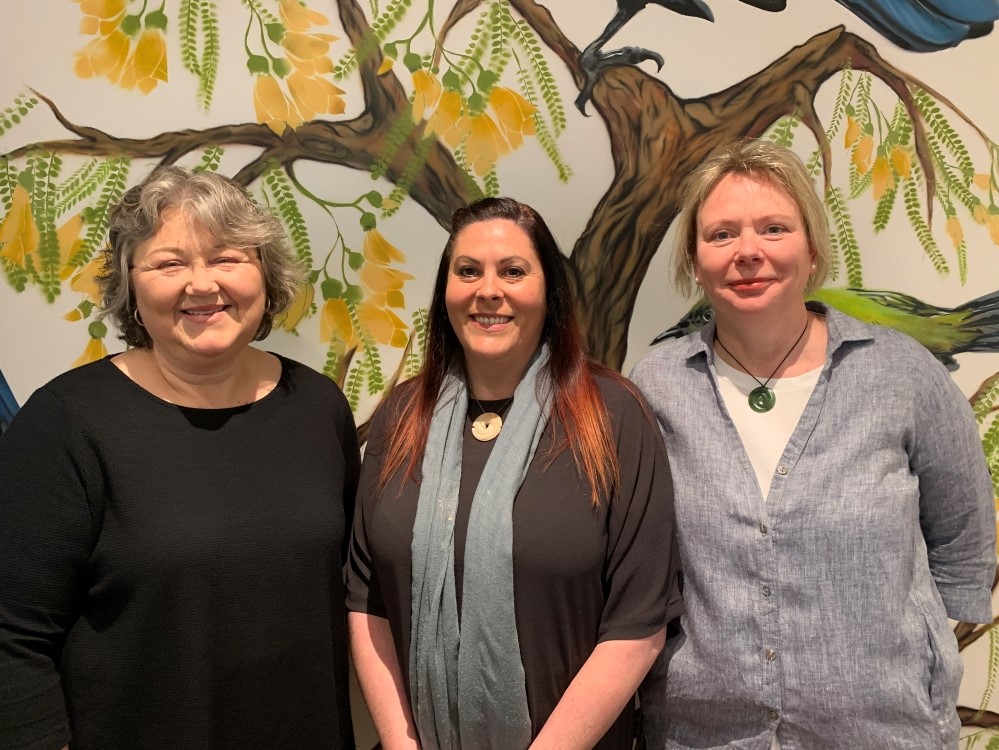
<box><xmin>918</xmin><ymin>0</ymin><xmax>999</xmax><ymax>24</ymax></box>
<box><xmin>0</xmin><ymin>366</ymin><xmax>19</xmax><ymax>434</ymax></box>
<box><xmin>836</xmin><ymin>0</ymin><xmax>999</xmax><ymax>51</ymax></box>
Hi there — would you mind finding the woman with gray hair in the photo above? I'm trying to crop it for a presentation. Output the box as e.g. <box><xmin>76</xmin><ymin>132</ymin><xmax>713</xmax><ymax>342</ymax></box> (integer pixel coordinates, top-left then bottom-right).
<box><xmin>631</xmin><ymin>140</ymin><xmax>995</xmax><ymax>748</ymax></box>
<box><xmin>0</xmin><ymin>167</ymin><xmax>360</xmax><ymax>749</ymax></box>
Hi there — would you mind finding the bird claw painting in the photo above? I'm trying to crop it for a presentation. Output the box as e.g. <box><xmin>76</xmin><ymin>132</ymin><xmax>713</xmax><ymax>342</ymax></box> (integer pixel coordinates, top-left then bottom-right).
<box><xmin>0</xmin><ymin>0</ymin><xmax>997</xmax><ymax>741</ymax></box>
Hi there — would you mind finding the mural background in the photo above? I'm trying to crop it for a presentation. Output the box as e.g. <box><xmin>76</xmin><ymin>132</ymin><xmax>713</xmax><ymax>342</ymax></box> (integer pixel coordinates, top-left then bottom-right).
<box><xmin>1</xmin><ymin>0</ymin><xmax>997</xmax><ymax>744</ymax></box>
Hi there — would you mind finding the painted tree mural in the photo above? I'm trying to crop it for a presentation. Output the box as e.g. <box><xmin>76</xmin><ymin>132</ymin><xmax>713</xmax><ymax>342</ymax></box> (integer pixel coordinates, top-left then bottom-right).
<box><xmin>0</xmin><ymin>0</ymin><xmax>997</xmax><ymax>739</ymax></box>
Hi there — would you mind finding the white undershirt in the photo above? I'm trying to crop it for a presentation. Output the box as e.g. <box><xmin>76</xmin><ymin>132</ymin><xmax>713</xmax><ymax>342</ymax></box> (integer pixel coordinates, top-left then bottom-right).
<box><xmin>714</xmin><ymin>355</ymin><xmax>822</xmax><ymax>500</ymax></box>
<box><xmin>715</xmin><ymin>355</ymin><xmax>822</xmax><ymax>749</ymax></box>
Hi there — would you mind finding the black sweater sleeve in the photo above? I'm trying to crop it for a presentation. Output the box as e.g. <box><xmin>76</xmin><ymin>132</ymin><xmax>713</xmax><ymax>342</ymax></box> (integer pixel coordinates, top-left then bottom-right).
<box><xmin>0</xmin><ymin>387</ymin><xmax>102</xmax><ymax>750</ymax></box>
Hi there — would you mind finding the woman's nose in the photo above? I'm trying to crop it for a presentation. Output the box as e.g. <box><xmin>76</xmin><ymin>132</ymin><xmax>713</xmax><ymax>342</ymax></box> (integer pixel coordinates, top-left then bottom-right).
<box><xmin>187</xmin><ymin>261</ymin><xmax>220</xmax><ymax>294</ymax></box>
<box><xmin>476</xmin><ymin>271</ymin><xmax>501</xmax><ymax>299</ymax></box>
<box><xmin>734</xmin><ymin>231</ymin><xmax>763</xmax><ymax>261</ymax></box>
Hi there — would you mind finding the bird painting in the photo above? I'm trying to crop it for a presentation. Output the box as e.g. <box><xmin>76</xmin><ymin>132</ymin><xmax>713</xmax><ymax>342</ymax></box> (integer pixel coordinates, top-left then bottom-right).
<box><xmin>652</xmin><ymin>287</ymin><xmax>999</xmax><ymax>370</ymax></box>
<box><xmin>0</xmin><ymin>365</ymin><xmax>19</xmax><ymax>434</ymax></box>
<box><xmin>577</xmin><ymin>0</ymin><xmax>999</xmax><ymax>111</ymax></box>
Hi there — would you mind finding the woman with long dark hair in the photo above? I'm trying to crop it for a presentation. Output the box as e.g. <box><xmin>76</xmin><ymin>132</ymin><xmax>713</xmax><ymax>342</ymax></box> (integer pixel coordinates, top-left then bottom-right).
<box><xmin>346</xmin><ymin>197</ymin><xmax>682</xmax><ymax>749</ymax></box>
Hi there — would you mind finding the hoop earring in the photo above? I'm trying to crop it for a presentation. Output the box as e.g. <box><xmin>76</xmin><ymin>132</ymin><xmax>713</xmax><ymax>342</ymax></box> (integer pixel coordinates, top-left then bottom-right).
<box><xmin>133</xmin><ymin>308</ymin><xmax>144</xmax><ymax>327</ymax></box>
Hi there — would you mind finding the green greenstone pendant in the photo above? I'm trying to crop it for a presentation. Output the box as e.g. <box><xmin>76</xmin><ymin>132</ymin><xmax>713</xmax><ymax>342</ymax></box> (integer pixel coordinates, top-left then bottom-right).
<box><xmin>748</xmin><ymin>386</ymin><xmax>776</xmax><ymax>413</ymax></box>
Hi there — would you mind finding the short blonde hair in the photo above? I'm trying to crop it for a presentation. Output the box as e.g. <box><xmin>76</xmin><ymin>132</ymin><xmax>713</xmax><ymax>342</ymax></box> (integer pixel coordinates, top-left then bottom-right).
<box><xmin>670</xmin><ymin>140</ymin><xmax>831</xmax><ymax>298</ymax></box>
<box><xmin>98</xmin><ymin>166</ymin><xmax>305</xmax><ymax>348</ymax></box>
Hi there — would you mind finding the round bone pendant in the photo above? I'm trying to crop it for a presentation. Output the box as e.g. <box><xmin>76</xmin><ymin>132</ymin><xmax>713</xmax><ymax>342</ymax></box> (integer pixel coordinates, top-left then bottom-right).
<box><xmin>471</xmin><ymin>412</ymin><xmax>503</xmax><ymax>441</ymax></box>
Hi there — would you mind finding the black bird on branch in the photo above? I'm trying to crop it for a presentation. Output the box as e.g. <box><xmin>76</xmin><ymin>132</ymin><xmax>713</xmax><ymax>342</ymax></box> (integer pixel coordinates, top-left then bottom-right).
<box><xmin>576</xmin><ymin>0</ymin><xmax>999</xmax><ymax>112</ymax></box>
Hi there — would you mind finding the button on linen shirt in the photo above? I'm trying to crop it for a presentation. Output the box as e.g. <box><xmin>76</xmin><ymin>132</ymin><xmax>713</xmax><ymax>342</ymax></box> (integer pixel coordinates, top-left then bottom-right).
<box><xmin>631</xmin><ymin>304</ymin><xmax>996</xmax><ymax>750</ymax></box>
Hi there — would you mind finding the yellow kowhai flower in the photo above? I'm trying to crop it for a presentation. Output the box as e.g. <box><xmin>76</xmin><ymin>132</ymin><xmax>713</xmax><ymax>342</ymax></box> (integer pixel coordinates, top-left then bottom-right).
<box><xmin>279</xmin><ymin>0</ymin><xmax>330</xmax><ymax>32</ymax></box>
<box><xmin>425</xmin><ymin>90</ymin><xmax>470</xmax><ymax>149</ymax></box>
<box><xmin>359</xmin><ymin>263</ymin><xmax>414</xmax><ymax>299</ymax></box>
<box><xmin>843</xmin><ymin>116</ymin><xmax>861</xmax><ymax>149</ymax></box>
<box><xmin>412</xmin><ymin>70</ymin><xmax>442</xmax><ymax>123</ymax></box>
<box><xmin>362</xmin><ymin>290</ymin><xmax>406</xmax><ymax>310</ymax></box>
<box><xmin>357</xmin><ymin>299</ymin><xmax>408</xmax><ymax>347</ymax></box>
<box><xmin>75</xmin><ymin>0</ymin><xmax>126</xmax><ymax>35</ymax></box>
<box><xmin>253</xmin><ymin>74</ymin><xmax>305</xmax><ymax>135</ymax></box>
<box><xmin>489</xmin><ymin>87</ymin><xmax>536</xmax><ymax>150</ymax></box>
<box><xmin>278</xmin><ymin>0</ymin><xmax>339</xmax><ymax>72</ymax></box>
<box><xmin>973</xmin><ymin>202</ymin><xmax>989</xmax><ymax>224</ymax></box>
<box><xmin>852</xmin><ymin>136</ymin><xmax>874</xmax><ymax>175</ymax></box>
<box><xmin>282</xmin><ymin>30</ymin><xmax>338</xmax><ymax>63</ymax></box>
<box><xmin>287</xmin><ymin>70</ymin><xmax>345</xmax><ymax>120</ymax></box>
<box><xmin>320</xmin><ymin>297</ymin><xmax>357</xmax><ymax>347</ymax></box>
<box><xmin>890</xmin><ymin>147</ymin><xmax>911</xmax><ymax>180</ymax></box>
<box><xmin>75</xmin><ymin>0</ymin><xmax>125</xmax><ymax>17</ymax></box>
<box><xmin>64</xmin><ymin>308</ymin><xmax>85</xmax><ymax>322</ymax></box>
<box><xmin>56</xmin><ymin>213</ymin><xmax>86</xmax><ymax>280</ymax></box>
<box><xmin>118</xmin><ymin>28</ymin><xmax>168</xmax><ymax>94</ymax></box>
<box><xmin>70</xmin><ymin>255</ymin><xmax>104</xmax><ymax>303</ymax></box>
<box><xmin>74</xmin><ymin>28</ymin><xmax>131</xmax><ymax>83</ymax></box>
<box><xmin>276</xmin><ymin>280</ymin><xmax>315</xmax><ymax>332</ymax></box>
<box><xmin>466</xmin><ymin>112</ymin><xmax>510</xmax><ymax>176</ymax></box>
<box><xmin>870</xmin><ymin>155</ymin><xmax>895</xmax><ymax>200</ymax></box>
<box><xmin>988</xmin><ymin>213</ymin><xmax>999</xmax><ymax>246</ymax></box>
<box><xmin>362</xmin><ymin>229</ymin><xmax>405</xmax><ymax>266</ymax></box>
<box><xmin>287</xmin><ymin>52</ymin><xmax>335</xmax><ymax>77</ymax></box>
<box><xmin>0</xmin><ymin>185</ymin><xmax>40</xmax><ymax>268</ymax></box>
<box><xmin>73</xmin><ymin>335</ymin><xmax>108</xmax><ymax>368</ymax></box>
<box><xmin>377</xmin><ymin>57</ymin><xmax>395</xmax><ymax>76</ymax></box>
<box><xmin>973</xmin><ymin>173</ymin><xmax>992</xmax><ymax>191</ymax></box>
<box><xmin>945</xmin><ymin>216</ymin><xmax>964</xmax><ymax>249</ymax></box>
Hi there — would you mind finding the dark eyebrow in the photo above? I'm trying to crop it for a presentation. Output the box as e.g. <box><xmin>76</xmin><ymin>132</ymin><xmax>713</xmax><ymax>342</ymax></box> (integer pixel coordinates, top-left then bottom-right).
<box><xmin>454</xmin><ymin>254</ymin><xmax>533</xmax><ymax>264</ymax></box>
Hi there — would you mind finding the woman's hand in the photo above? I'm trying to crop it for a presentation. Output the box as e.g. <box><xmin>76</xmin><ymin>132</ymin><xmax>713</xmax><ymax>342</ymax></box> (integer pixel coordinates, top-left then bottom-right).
<box><xmin>348</xmin><ymin>612</ymin><xmax>420</xmax><ymax>750</ymax></box>
<box><xmin>528</xmin><ymin>628</ymin><xmax>666</xmax><ymax>750</ymax></box>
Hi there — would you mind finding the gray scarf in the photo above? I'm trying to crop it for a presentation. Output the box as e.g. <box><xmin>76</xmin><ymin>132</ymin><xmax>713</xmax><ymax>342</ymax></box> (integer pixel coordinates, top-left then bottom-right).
<box><xmin>410</xmin><ymin>345</ymin><xmax>552</xmax><ymax>750</ymax></box>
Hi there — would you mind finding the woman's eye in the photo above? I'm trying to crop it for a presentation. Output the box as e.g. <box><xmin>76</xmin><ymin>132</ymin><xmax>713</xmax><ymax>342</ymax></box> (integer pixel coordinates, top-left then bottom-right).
<box><xmin>502</xmin><ymin>266</ymin><xmax>525</xmax><ymax>279</ymax></box>
<box><xmin>158</xmin><ymin>260</ymin><xmax>184</xmax><ymax>269</ymax></box>
<box><xmin>711</xmin><ymin>230</ymin><xmax>733</xmax><ymax>242</ymax></box>
<box><xmin>213</xmin><ymin>256</ymin><xmax>242</xmax><ymax>265</ymax></box>
<box><xmin>764</xmin><ymin>225</ymin><xmax>785</xmax><ymax>235</ymax></box>
<box><xmin>455</xmin><ymin>265</ymin><xmax>479</xmax><ymax>278</ymax></box>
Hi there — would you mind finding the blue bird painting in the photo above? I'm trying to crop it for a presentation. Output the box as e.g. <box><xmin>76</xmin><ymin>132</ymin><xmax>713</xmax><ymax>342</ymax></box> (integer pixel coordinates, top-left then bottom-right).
<box><xmin>577</xmin><ymin>0</ymin><xmax>999</xmax><ymax>110</ymax></box>
<box><xmin>652</xmin><ymin>287</ymin><xmax>999</xmax><ymax>370</ymax></box>
<box><xmin>0</xmin><ymin>365</ymin><xmax>19</xmax><ymax>435</ymax></box>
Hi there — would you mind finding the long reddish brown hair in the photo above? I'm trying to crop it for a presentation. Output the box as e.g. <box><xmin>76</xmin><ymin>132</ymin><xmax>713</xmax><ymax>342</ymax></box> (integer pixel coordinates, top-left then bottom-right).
<box><xmin>378</xmin><ymin>197</ymin><xmax>630</xmax><ymax>506</ymax></box>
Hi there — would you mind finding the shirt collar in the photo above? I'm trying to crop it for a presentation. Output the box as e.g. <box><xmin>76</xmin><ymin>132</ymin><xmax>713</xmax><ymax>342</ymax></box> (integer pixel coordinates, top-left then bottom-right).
<box><xmin>683</xmin><ymin>299</ymin><xmax>875</xmax><ymax>364</ymax></box>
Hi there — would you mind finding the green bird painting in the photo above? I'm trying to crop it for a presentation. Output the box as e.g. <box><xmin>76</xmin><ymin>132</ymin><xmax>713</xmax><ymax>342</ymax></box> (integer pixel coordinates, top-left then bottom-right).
<box><xmin>652</xmin><ymin>287</ymin><xmax>999</xmax><ymax>370</ymax></box>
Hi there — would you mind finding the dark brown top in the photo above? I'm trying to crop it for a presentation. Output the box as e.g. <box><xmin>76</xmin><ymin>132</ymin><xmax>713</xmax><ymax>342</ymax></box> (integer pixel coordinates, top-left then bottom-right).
<box><xmin>346</xmin><ymin>374</ymin><xmax>683</xmax><ymax>748</ymax></box>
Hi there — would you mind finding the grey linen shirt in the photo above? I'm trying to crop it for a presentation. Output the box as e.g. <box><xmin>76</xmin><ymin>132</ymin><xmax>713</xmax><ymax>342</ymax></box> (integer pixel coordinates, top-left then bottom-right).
<box><xmin>631</xmin><ymin>303</ymin><xmax>995</xmax><ymax>749</ymax></box>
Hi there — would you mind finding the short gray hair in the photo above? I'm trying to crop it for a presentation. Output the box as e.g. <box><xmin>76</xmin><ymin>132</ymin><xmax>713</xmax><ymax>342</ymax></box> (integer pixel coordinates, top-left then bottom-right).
<box><xmin>97</xmin><ymin>166</ymin><xmax>305</xmax><ymax>348</ymax></box>
<box><xmin>670</xmin><ymin>140</ymin><xmax>831</xmax><ymax>298</ymax></box>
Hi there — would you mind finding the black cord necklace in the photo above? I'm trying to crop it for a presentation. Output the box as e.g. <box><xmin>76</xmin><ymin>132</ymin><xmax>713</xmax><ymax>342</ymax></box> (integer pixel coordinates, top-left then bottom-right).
<box><xmin>714</xmin><ymin>317</ymin><xmax>810</xmax><ymax>413</ymax></box>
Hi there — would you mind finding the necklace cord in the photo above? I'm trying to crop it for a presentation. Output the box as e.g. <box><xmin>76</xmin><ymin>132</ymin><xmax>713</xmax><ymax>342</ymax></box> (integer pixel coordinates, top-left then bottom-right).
<box><xmin>714</xmin><ymin>316</ymin><xmax>810</xmax><ymax>390</ymax></box>
<box><xmin>471</xmin><ymin>394</ymin><xmax>514</xmax><ymax>416</ymax></box>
